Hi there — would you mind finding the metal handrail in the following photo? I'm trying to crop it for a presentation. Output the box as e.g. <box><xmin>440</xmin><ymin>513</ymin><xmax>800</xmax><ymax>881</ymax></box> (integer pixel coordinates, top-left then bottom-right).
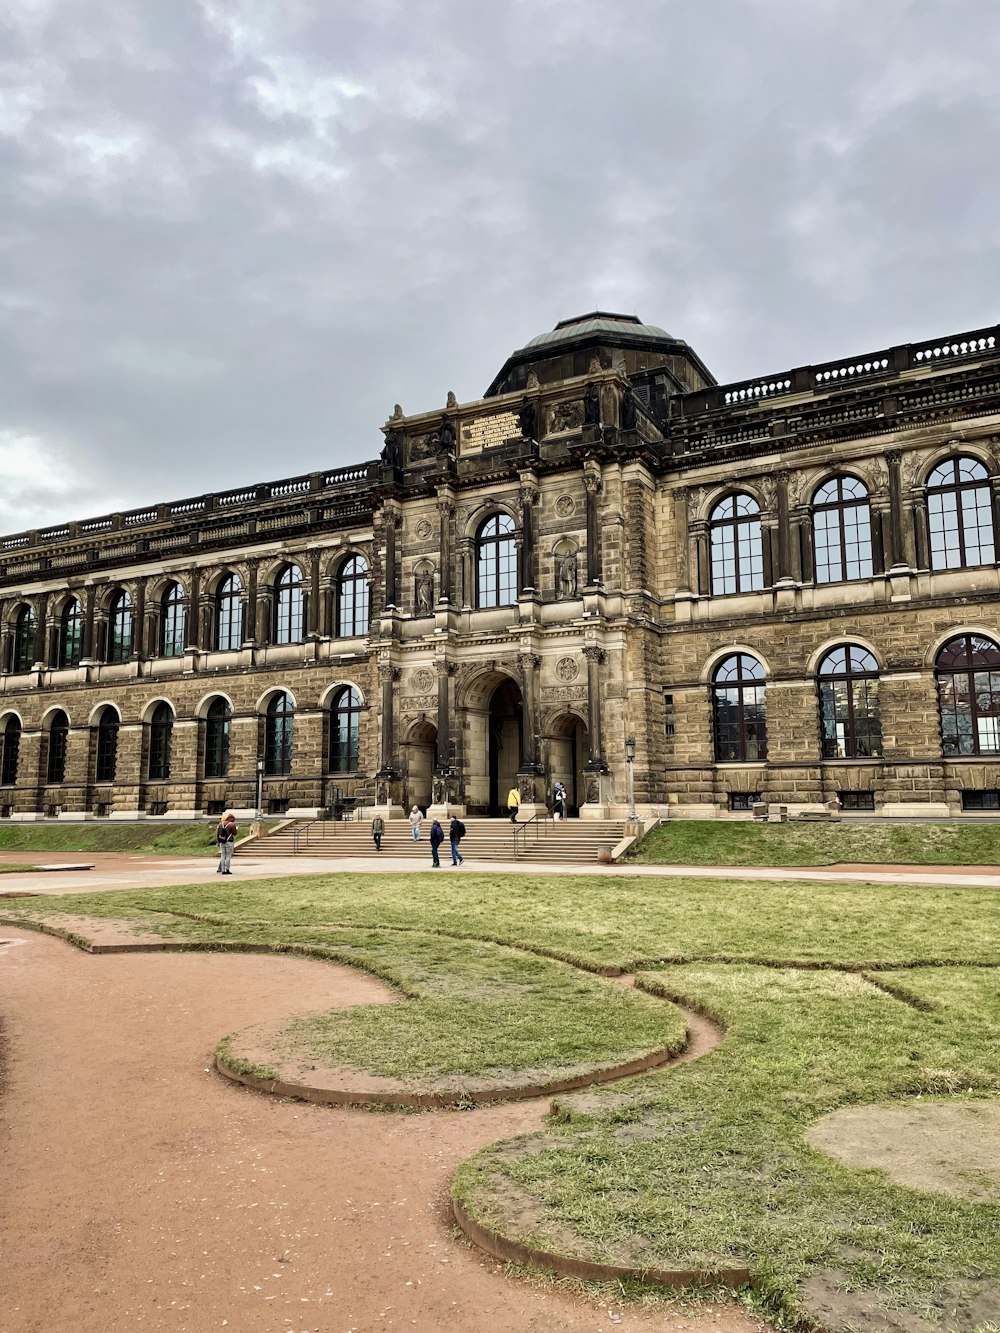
<box><xmin>512</xmin><ymin>810</ymin><xmax>554</xmax><ymax>859</ymax></box>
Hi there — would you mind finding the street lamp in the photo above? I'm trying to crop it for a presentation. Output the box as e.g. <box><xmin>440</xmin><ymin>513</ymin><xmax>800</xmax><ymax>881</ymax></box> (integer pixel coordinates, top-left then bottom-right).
<box><xmin>624</xmin><ymin>735</ymin><xmax>638</xmax><ymax>821</ymax></box>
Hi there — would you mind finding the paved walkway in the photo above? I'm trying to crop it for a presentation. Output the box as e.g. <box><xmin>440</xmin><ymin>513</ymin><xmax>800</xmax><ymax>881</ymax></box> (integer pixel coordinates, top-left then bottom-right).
<box><xmin>0</xmin><ymin>851</ymin><xmax>997</xmax><ymax>897</ymax></box>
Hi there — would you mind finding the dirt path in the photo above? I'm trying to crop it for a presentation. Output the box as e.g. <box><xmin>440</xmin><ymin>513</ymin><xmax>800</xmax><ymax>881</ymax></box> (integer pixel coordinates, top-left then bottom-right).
<box><xmin>0</xmin><ymin>929</ymin><xmax>763</xmax><ymax>1333</ymax></box>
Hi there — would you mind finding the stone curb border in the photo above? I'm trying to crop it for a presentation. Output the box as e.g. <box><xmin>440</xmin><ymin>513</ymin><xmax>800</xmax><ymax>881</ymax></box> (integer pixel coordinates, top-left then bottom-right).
<box><xmin>451</xmin><ymin>1196</ymin><xmax>752</xmax><ymax>1292</ymax></box>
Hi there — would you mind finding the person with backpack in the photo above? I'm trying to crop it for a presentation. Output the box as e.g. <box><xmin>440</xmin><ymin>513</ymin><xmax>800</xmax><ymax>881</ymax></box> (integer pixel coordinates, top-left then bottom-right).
<box><xmin>448</xmin><ymin>814</ymin><xmax>466</xmax><ymax>866</ymax></box>
<box><xmin>429</xmin><ymin>818</ymin><xmax>444</xmax><ymax>868</ymax></box>
<box><xmin>371</xmin><ymin>814</ymin><xmax>384</xmax><ymax>852</ymax></box>
<box><xmin>215</xmin><ymin>812</ymin><xmax>238</xmax><ymax>874</ymax></box>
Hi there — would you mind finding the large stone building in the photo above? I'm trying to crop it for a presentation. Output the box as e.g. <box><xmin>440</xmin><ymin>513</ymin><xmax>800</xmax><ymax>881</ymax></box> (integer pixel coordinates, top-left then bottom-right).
<box><xmin>1</xmin><ymin>311</ymin><xmax>999</xmax><ymax>821</ymax></box>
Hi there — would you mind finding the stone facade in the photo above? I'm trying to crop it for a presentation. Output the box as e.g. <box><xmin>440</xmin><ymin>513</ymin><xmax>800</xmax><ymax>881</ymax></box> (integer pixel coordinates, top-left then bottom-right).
<box><xmin>0</xmin><ymin>312</ymin><xmax>999</xmax><ymax>820</ymax></box>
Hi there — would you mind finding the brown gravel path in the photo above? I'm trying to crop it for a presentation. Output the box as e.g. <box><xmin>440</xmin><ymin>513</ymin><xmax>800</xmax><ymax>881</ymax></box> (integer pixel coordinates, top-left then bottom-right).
<box><xmin>0</xmin><ymin>928</ymin><xmax>764</xmax><ymax>1333</ymax></box>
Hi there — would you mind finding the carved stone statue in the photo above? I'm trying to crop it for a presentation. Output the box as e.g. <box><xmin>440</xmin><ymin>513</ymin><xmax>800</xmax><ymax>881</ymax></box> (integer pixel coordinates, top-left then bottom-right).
<box><xmin>436</xmin><ymin>415</ymin><xmax>456</xmax><ymax>453</ymax></box>
<box><xmin>583</xmin><ymin>382</ymin><xmax>601</xmax><ymax>426</ymax></box>
<box><xmin>446</xmin><ymin>390</ymin><xmax>458</xmax><ymax>408</ymax></box>
<box><xmin>518</xmin><ymin>396</ymin><xmax>536</xmax><ymax>440</ymax></box>
<box><xmin>526</xmin><ymin>370</ymin><xmax>540</xmax><ymax>389</ymax></box>
<box><xmin>380</xmin><ymin>429</ymin><xmax>401</xmax><ymax>468</ymax></box>
<box><xmin>588</xmin><ymin>355</ymin><xmax>602</xmax><ymax>375</ymax></box>
<box><xmin>392</xmin><ymin>403</ymin><xmax>404</xmax><ymax>419</ymax></box>
<box><xmin>621</xmin><ymin>387</ymin><xmax>637</xmax><ymax>431</ymax></box>
<box><xmin>557</xmin><ymin>553</ymin><xmax>577</xmax><ymax>599</ymax></box>
<box><xmin>415</xmin><ymin>573</ymin><xmax>434</xmax><ymax>613</ymax></box>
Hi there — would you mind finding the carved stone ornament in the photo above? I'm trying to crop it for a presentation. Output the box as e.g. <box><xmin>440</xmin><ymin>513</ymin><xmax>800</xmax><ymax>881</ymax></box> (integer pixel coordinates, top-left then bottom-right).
<box><xmin>408</xmin><ymin>433</ymin><xmax>436</xmax><ymax>463</ymax></box>
<box><xmin>411</xmin><ymin>667</ymin><xmax>435</xmax><ymax>693</ymax></box>
<box><xmin>415</xmin><ymin>518</ymin><xmax>434</xmax><ymax>541</ymax></box>
<box><xmin>555</xmin><ymin>655</ymin><xmax>579</xmax><ymax>682</ymax></box>
<box><xmin>549</xmin><ymin>401</ymin><xmax>584</xmax><ymax>434</ymax></box>
<box><xmin>555</xmin><ymin>495</ymin><xmax>575</xmax><ymax>518</ymax></box>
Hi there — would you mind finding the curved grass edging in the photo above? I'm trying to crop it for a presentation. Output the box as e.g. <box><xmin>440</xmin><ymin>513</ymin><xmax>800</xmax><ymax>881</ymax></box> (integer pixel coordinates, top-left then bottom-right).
<box><xmin>451</xmin><ymin>1196</ymin><xmax>752</xmax><ymax>1291</ymax></box>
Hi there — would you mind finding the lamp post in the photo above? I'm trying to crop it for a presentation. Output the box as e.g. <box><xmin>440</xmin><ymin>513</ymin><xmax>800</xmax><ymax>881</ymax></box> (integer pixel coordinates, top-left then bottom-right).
<box><xmin>624</xmin><ymin>735</ymin><xmax>638</xmax><ymax>821</ymax></box>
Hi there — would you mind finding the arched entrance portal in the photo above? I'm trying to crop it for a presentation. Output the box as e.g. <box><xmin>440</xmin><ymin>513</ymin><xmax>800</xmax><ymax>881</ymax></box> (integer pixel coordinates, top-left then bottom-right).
<box><xmin>545</xmin><ymin>713</ymin><xmax>588</xmax><ymax>816</ymax></box>
<box><xmin>488</xmin><ymin>679</ymin><xmax>523</xmax><ymax>816</ymax></box>
<box><xmin>402</xmin><ymin>719</ymin><xmax>437</xmax><ymax>811</ymax></box>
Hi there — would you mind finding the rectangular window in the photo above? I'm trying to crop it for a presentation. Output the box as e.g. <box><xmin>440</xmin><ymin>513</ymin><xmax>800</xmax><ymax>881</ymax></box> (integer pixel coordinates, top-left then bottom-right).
<box><xmin>728</xmin><ymin>792</ymin><xmax>761</xmax><ymax>811</ymax></box>
<box><xmin>267</xmin><ymin>797</ymin><xmax>289</xmax><ymax>815</ymax></box>
<box><xmin>207</xmin><ymin>800</ymin><xmax>227</xmax><ymax>816</ymax></box>
<box><xmin>839</xmin><ymin>791</ymin><xmax>876</xmax><ymax>811</ymax></box>
<box><xmin>148</xmin><ymin>801</ymin><xmax>168</xmax><ymax>816</ymax></box>
<box><xmin>961</xmin><ymin>790</ymin><xmax>1000</xmax><ymax>810</ymax></box>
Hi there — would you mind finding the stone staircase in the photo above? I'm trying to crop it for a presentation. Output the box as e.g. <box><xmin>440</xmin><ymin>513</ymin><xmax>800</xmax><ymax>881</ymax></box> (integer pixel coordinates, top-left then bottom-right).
<box><xmin>239</xmin><ymin>816</ymin><xmax>633</xmax><ymax>865</ymax></box>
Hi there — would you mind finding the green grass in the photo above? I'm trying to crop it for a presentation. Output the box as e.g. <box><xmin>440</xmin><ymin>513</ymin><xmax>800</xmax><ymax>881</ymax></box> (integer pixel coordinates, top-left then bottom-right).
<box><xmin>633</xmin><ymin>819</ymin><xmax>1000</xmax><ymax>867</ymax></box>
<box><xmin>0</xmin><ymin>821</ymin><xmax>273</xmax><ymax>857</ymax></box>
<box><xmin>4</xmin><ymin>867</ymin><xmax>1000</xmax><ymax>1329</ymax></box>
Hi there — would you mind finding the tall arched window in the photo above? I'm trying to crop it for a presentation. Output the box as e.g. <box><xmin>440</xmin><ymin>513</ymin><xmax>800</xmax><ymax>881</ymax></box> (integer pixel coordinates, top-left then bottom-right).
<box><xmin>205</xmin><ymin>697</ymin><xmax>232</xmax><ymax>778</ymax></box>
<box><xmin>216</xmin><ymin>573</ymin><xmax>243</xmax><ymax>651</ymax></box>
<box><xmin>818</xmin><ymin>646</ymin><xmax>882</xmax><ymax>759</ymax></box>
<box><xmin>710</xmin><ymin>495</ymin><xmax>763</xmax><ymax>595</ymax></box>
<box><xmin>477</xmin><ymin>512</ymin><xmax>517</xmax><ymax>608</ymax></box>
<box><xmin>813</xmin><ymin>477</ymin><xmax>873</xmax><ymax>583</ymax></box>
<box><xmin>46</xmin><ymin>710</ymin><xmax>69</xmax><ymax>784</ymax></box>
<box><xmin>927</xmin><ymin>457</ymin><xmax>996</xmax><ymax>571</ymax></box>
<box><xmin>160</xmin><ymin>582</ymin><xmax>185</xmax><ymax>657</ymax></box>
<box><xmin>148</xmin><ymin>702</ymin><xmax>173</xmax><ymax>781</ymax></box>
<box><xmin>1</xmin><ymin>716</ymin><xmax>21</xmax><ymax>786</ymax></box>
<box><xmin>936</xmin><ymin>634</ymin><xmax>1000</xmax><ymax>756</ymax></box>
<box><xmin>329</xmin><ymin>686</ymin><xmax>362</xmax><ymax>772</ymax></box>
<box><xmin>12</xmin><ymin>605</ymin><xmax>35</xmax><ymax>672</ymax></box>
<box><xmin>264</xmin><ymin>691</ymin><xmax>294</xmax><ymax>775</ymax></box>
<box><xmin>336</xmin><ymin>557</ymin><xmax>370</xmax><ymax>637</ymax></box>
<box><xmin>712</xmin><ymin>654</ymin><xmax>767</xmax><ymax>762</ymax></box>
<box><xmin>274</xmin><ymin>566</ymin><xmax>304</xmax><ymax>645</ymax></box>
<box><xmin>108</xmin><ymin>590</ymin><xmax>133</xmax><ymax>663</ymax></box>
<box><xmin>60</xmin><ymin>598</ymin><xmax>83</xmax><ymax>667</ymax></box>
<box><xmin>95</xmin><ymin>707</ymin><xmax>119</xmax><ymax>783</ymax></box>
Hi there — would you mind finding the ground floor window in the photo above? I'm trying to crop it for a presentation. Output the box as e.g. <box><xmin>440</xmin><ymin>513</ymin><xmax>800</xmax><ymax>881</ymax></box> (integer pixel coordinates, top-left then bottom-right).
<box><xmin>839</xmin><ymin>790</ymin><xmax>876</xmax><ymax>811</ymax></box>
<box><xmin>728</xmin><ymin>791</ymin><xmax>761</xmax><ymax>811</ymax></box>
<box><xmin>961</xmin><ymin>789</ymin><xmax>1000</xmax><ymax>810</ymax></box>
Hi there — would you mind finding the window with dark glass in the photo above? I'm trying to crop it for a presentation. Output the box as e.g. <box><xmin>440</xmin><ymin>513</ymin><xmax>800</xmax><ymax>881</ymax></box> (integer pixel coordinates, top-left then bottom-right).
<box><xmin>148</xmin><ymin>702</ymin><xmax>173</xmax><ymax>781</ymax></box>
<box><xmin>12</xmin><ymin>606</ymin><xmax>35</xmax><ymax>672</ymax></box>
<box><xmin>712</xmin><ymin>654</ymin><xmax>767</xmax><ymax>761</ymax></box>
<box><xmin>108</xmin><ymin>590</ymin><xmax>133</xmax><ymax>663</ymax></box>
<box><xmin>264</xmin><ymin>691</ymin><xmax>294</xmax><ymax>775</ymax></box>
<box><xmin>936</xmin><ymin>634</ymin><xmax>1000</xmax><ymax>756</ymax></box>
<box><xmin>961</xmin><ymin>790</ymin><xmax>1000</xmax><ymax>810</ymax></box>
<box><xmin>818</xmin><ymin>646</ymin><xmax>882</xmax><ymax>759</ymax></box>
<box><xmin>477</xmin><ymin>512</ymin><xmax>517</xmax><ymax>608</ymax></box>
<box><xmin>216</xmin><ymin>574</ymin><xmax>243</xmax><ymax>651</ymax></box>
<box><xmin>927</xmin><ymin>457</ymin><xmax>996</xmax><ymax>570</ymax></box>
<box><xmin>205</xmin><ymin>697</ymin><xmax>232</xmax><ymax>778</ymax></box>
<box><xmin>1</xmin><ymin>716</ymin><xmax>21</xmax><ymax>786</ymax></box>
<box><xmin>60</xmin><ymin>597</ymin><xmax>83</xmax><ymax>667</ymax></box>
<box><xmin>95</xmin><ymin>707</ymin><xmax>119</xmax><ymax>783</ymax></box>
<box><xmin>336</xmin><ymin>557</ymin><xmax>370</xmax><ymax>637</ymax></box>
<box><xmin>160</xmin><ymin>582</ymin><xmax>185</xmax><ymax>657</ymax></box>
<box><xmin>813</xmin><ymin>477</ymin><xmax>873</xmax><ymax>583</ymax></box>
<box><xmin>329</xmin><ymin>686</ymin><xmax>362</xmax><ymax>772</ymax></box>
<box><xmin>46</xmin><ymin>710</ymin><xmax>69</xmax><ymax>784</ymax></box>
<box><xmin>709</xmin><ymin>494</ymin><xmax>763</xmax><ymax>595</ymax></box>
<box><xmin>840</xmin><ymin>791</ymin><xmax>876</xmax><ymax>811</ymax></box>
<box><xmin>274</xmin><ymin>566</ymin><xmax>304</xmax><ymax>645</ymax></box>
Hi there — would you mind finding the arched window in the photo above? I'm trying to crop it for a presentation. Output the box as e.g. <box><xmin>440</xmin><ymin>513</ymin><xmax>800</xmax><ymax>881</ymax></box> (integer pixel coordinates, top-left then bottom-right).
<box><xmin>274</xmin><ymin>566</ymin><xmax>304</xmax><ymax>645</ymax></box>
<box><xmin>477</xmin><ymin>512</ymin><xmax>517</xmax><ymax>608</ymax></box>
<box><xmin>60</xmin><ymin>597</ymin><xmax>83</xmax><ymax>668</ymax></box>
<box><xmin>927</xmin><ymin>457</ymin><xmax>996</xmax><ymax>571</ymax></box>
<box><xmin>336</xmin><ymin>556</ymin><xmax>370</xmax><ymax>637</ymax></box>
<box><xmin>936</xmin><ymin>634</ymin><xmax>1000</xmax><ymax>756</ymax></box>
<box><xmin>160</xmin><ymin>582</ymin><xmax>185</xmax><ymax>657</ymax></box>
<box><xmin>710</xmin><ymin>495</ymin><xmax>763</xmax><ymax>595</ymax></box>
<box><xmin>205</xmin><ymin>697</ymin><xmax>232</xmax><ymax>779</ymax></box>
<box><xmin>818</xmin><ymin>646</ymin><xmax>882</xmax><ymax>759</ymax></box>
<box><xmin>46</xmin><ymin>710</ymin><xmax>69</xmax><ymax>784</ymax></box>
<box><xmin>264</xmin><ymin>691</ymin><xmax>294</xmax><ymax>775</ymax></box>
<box><xmin>1</xmin><ymin>716</ymin><xmax>21</xmax><ymax>786</ymax></box>
<box><xmin>813</xmin><ymin>477</ymin><xmax>873</xmax><ymax>583</ymax></box>
<box><xmin>95</xmin><ymin>707</ymin><xmax>119</xmax><ymax>783</ymax></box>
<box><xmin>12</xmin><ymin>605</ymin><xmax>35</xmax><ymax>672</ymax></box>
<box><xmin>148</xmin><ymin>702</ymin><xmax>173</xmax><ymax>781</ymax></box>
<box><xmin>329</xmin><ymin>686</ymin><xmax>362</xmax><ymax>772</ymax></box>
<box><xmin>108</xmin><ymin>590</ymin><xmax>133</xmax><ymax>663</ymax></box>
<box><xmin>216</xmin><ymin>573</ymin><xmax>243</xmax><ymax>651</ymax></box>
<box><xmin>712</xmin><ymin>654</ymin><xmax>767</xmax><ymax>762</ymax></box>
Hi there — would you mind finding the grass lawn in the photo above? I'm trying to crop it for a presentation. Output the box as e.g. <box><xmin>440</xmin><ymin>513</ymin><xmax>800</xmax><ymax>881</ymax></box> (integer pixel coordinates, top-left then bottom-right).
<box><xmin>0</xmin><ymin>821</ymin><xmax>278</xmax><ymax>857</ymax></box>
<box><xmin>633</xmin><ymin>819</ymin><xmax>1000</xmax><ymax>867</ymax></box>
<box><xmin>2</xmin><ymin>869</ymin><xmax>999</xmax><ymax>1331</ymax></box>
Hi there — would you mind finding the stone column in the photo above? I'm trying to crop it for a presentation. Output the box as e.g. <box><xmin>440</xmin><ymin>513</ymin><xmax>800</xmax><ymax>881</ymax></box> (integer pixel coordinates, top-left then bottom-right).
<box><xmin>690</xmin><ymin>520</ymin><xmax>710</xmax><ymax>595</ymax></box>
<box><xmin>912</xmin><ymin>485</ymin><xmax>929</xmax><ymax>570</ymax></box>
<box><xmin>793</xmin><ymin>505</ymin><xmax>813</xmax><ymax>582</ymax></box>
<box><xmin>584</xmin><ymin>465</ymin><xmax>603</xmax><ymax>587</ymax></box>
<box><xmin>870</xmin><ymin>501</ymin><xmax>888</xmax><ymax>575</ymax></box>
<box><xmin>131</xmin><ymin>582</ymin><xmax>146</xmax><ymax>658</ymax></box>
<box><xmin>517</xmin><ymin>653</ymin><xmax>542</xmax><ymax>772</ymax></box>
<box><xmin>673</xmin><ymin>488</ymin><xmax>691</xmax><ymax>594</ymax></box>
<box><xmin>186</xmin><ymin>568</ymin><xmax>201</xmax><ymax>649</ymax></box>
<box><xmin>436</xmin><ymin>495</ymin><xmax>455</xmax><ymax>604</ymax></box>
<box><xmin>886</xmin><ymin>450</ymin><xmax>913</xmax><ymax>567</ymax></box>
<box><xmin>32</xmin><ymin>593</ymin><xmax>47</xmax><ymax>666</ymax></box>
<box><xmin>774</xmin><ymin>470</ymin><xmax>792</xmax><ymax>581</ymax></box>
<box><xmin>81</xmin><ymin>585</ymin><xmax>96</xmax><ymax>661</ymax></box>
<box><xmin>308</xmin><ymin>552</ymin><xmax>321</xmax><ymax>636</ymax></box>
<box><xmin>244</xmin><ymin>561</ymin><xmax>258</xmax><ymax>643</ymax></box>
<box><xmin>256</xmin><ymin>570</ymin><xmax>271</xmax><ymax>646</ymax></box>
<box><xmin>435</xmin><ymin>659</ymin><xmax>452</xmax><ymax>773</ymax></box>
<box><xmin>583</xmin><ymin>644</ymin><xmax>608</xmax><ymax>772</ymax></box>
<box><xmin>517</xmin><ymin>474</ymin><xmax>539</xmax><ymax>593</ymax></box>
<box><xmin>458</xmin><ymin>539</ymin><xmax>474</xmax><ymax>608</ymax></box>
<box><xmin>382</xmin><ymin>509</ymin><xmax>400</xmax><ymax>609</ymax></box>
<box><xmin>376</xmin><ymin>663</ymin><xmax>400</xmax><ymax>777</ymax></box>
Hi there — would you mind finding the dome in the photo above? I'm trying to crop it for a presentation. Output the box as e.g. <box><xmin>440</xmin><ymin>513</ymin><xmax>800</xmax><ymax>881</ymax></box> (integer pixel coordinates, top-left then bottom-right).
<box><xmin>520</xmin><ymin>312</ymin><xmax>674</xmax><ymax>352</ymax></box>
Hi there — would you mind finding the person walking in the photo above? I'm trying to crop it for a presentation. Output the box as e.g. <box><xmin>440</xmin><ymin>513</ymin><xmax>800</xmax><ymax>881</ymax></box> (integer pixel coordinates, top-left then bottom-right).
<box><xmin>429</xmin><ymin>818</ymin><xmax>444</xmax><ymax>868</ymax></box>
<box><xmin>506</xmin><ymin>785</ymin><xmax>520</xmax><ymax>824</ymax></box>
<box><xmin>215</xmin><ymin>812</ymin><xmax>238</xmax><ymax>874</ymax></box>
<box><xmin>409</xmin><ymin>805</ymin><xmax>423</xmax><ymax>841</ymax></box>
<box><xmin>448</xmin><ymin>814</ymin><xmax>466</xmax><ymax>866</ymax></box>
<box><xmin>371</xmin><ymin>814</ymin><xmax>384</xmax><ymax>852</ymax></box>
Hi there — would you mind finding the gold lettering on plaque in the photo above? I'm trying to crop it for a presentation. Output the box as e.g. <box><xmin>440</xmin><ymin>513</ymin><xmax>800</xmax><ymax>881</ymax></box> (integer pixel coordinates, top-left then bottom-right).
<box><xmin>461</xmin><ymin>411</ymin><xmax>519</xmax><ymax>453</ymax></box>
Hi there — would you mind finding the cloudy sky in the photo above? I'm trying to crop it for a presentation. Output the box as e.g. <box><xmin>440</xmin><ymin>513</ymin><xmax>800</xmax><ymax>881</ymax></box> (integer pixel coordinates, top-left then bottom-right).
<box><xmin>2</xmin><ymin>0</ymin><xmax>999</xmax><ymax>533</ymax></box>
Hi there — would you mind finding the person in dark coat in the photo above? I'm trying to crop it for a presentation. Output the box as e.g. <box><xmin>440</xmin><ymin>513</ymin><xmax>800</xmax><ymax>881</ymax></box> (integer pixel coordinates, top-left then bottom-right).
<box><xmin>448</xmin><ymin>815</ymin><xmax>465</xmax><ymax>866</ymax></box>
<box><xmin>429</xmin><ymin>819</ymin><xmax>444</xmax><ymax>868</ymax></box>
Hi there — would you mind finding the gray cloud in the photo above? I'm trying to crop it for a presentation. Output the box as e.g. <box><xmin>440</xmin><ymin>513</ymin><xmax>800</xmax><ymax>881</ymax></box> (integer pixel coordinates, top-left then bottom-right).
<box><xmin>1</xmin><ymin>0</ymin><xmax>999</xmax><ymax>530</ymax></box>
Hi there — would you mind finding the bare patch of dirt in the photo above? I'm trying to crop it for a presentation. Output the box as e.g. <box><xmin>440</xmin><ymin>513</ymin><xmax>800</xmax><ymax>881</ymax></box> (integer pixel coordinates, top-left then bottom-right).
<box><xmin>802</xmin><ymin>1272</ymin><xmax>1000</xmax><ymax>1333</ymax></box>
<box><xmin>806</xmin><ymin>1100</ymin><xmax>1000</xmax><ymax>1201</ymax></box>
<box><xmin>0</xmin><ymin>925</ymin><xmax>765</xmax><ymax>1333</ymax></box>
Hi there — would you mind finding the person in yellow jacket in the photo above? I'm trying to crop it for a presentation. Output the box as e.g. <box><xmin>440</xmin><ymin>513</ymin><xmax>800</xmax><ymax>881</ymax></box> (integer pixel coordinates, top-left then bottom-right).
<box><xmin>506</xmin><ymin>786</ymin><xmax>521</xmax><ymax>824</ymax></box>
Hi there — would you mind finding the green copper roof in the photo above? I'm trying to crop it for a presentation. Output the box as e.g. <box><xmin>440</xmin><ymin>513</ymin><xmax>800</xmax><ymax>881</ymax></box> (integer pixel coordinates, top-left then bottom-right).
<box><xmin>522</xmin><ymin>312</ymin><xmax>674</xmax><ymax>351</ymax></box>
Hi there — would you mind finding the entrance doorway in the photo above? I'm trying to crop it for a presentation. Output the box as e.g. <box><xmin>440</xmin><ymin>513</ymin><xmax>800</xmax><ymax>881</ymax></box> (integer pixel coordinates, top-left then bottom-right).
<box><xmin>546</xmin><ymin>714</ymin><xmax>588</xmax><ymax>816</ymax></box>
<box><xmin>402</xmin><ymin>720</ymin><xmax>437</xmax><ymax>811</ymax></box>
<box><xmin>487</xmin><ymin>679</ymin><xmax>523</xmax><ymax>816</ymax></box>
